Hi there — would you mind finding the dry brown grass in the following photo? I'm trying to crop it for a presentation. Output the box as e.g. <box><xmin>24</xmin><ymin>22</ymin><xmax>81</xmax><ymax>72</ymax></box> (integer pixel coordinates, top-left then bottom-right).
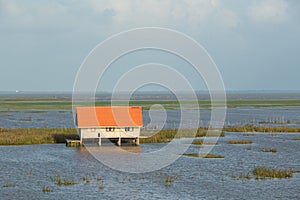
<box><xmin>0</xmin><ymin>128</ymin><xmax>78</xmax><ymax>145</ymax></box>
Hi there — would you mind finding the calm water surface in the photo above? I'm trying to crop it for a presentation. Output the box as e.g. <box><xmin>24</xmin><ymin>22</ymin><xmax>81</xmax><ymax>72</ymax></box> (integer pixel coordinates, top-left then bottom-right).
<box><xmin>0</xmin><ymin>132</ymin><xmax>299</xmax><ymax>199</ymax></box>
<box><xmin>1</xmin><ymin>107</ymin><xmax>300</xmax><ymax>128</ymax></box>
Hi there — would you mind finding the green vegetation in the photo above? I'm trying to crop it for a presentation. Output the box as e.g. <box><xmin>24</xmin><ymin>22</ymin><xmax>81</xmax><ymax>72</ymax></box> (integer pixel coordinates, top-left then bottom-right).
<box><xmin>253</xmin><ymin>167</ymin><xmax>294</xmax><ymax>179</ymax></box>
<box><xmin>81</xmin><ymin>176</ymin><xmax>90</xmax><ymax>183</ymax></box>
<box><xmin>183</xmin><ymin>153</ymin><xmax>224</xmax><ymax>158</ymax></box>
<box><xmin>0</xmin><ymin>127</ymin><xmax>222</xmax><ymax>145</ymax></box>
<box><xmin>1</xmin><ymin>97</ymin><xmax>300</xmax><ymax>111</ymax></box>
<box><xmin>140</xmin><ymin>128</ymin><xmax>224</xmax><ymax>143</ymax></box>
<box><xmin>224</xmin><ymin>125</ymin><xmax>300</xmax><ymax>133</ymax></box>
<box><xmin>227</xmin><ymin>140</ymin><xmax>253</xmax><ymax>144</ymax></box>
<box><xmin>53</xmin><ymin>175</ymin><xmax>76</xmax><ymax>186</ymax></box>
<box><xmin>192</xmin><ymin>139</ymin><xmax>203</xmax><ymax>145</ymax></box>
<box><xmin>0</xmin><ymin>128</ymin><xmax>78</xmax><ymax>145</ymax></box>
<box><xmin>139</xmin><ymin>175</ymin><xmax>145</xmax><ymax>179</ymax></box>
<box><xmin>164</xmin><ymin>175</ymin><xmax>178</xmax><ymax>186</ymax></box>
<box><xmin>0</xmin><ymin>125</ymin><xmax>298</xmax><ymax>146</ymax></box>
<box><xmin>260</xmin><ymin>148</ymin><xmax>277</xmax><ymax>153</ymax></box>
<box><xmin>42</xmin><ymin>186</ymin><xmax>52</xmax><ymax>193</ymax></box>
<box><xmin>292</xmin><ymin>137</ymin><xmax>300</xmax><ymax>140</ymax></box>
<box><xmin>230</xmin><ymin>167</ymin><xmax>296</xmax><ymax>181</ymax></box>
<box><xmin>98</xmin><ymin>185</ymin><xmax>104</xmax><ymax>190</ymax></box>
<box><xmin>2</xmin><ymin>182</ymin><xmax>16</xmax><ymax>188</ymax></box>
<box><xmin>231</xmin><ymin>173</ymin><xmax>252</xmax><ymax>180</ymax></box>
<box><xmin>165</xmin><ymin>176</ymin><xmax>175</xmax><ymax>183</ymax></box>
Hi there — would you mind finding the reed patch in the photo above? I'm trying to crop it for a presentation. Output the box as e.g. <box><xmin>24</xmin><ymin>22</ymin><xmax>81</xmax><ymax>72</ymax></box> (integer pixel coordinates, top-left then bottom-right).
<box><xmin>260</xmin><ymin>148</ymin><xmax>277</xmax><ymax>153</ymax></box>
<box><xmin>253</xmin><ymin>167</ymin><xmax>294</xmax><ymax>179</ymax></box>
<box><xmin>183</xmin><ymin>153</ymin><xmax>224</xmax><ymax>158</ymax></box>
<box><xmin>227</xmin><ymin>140</ymin><xmax>253</xmax><ymax>144</ymax></box>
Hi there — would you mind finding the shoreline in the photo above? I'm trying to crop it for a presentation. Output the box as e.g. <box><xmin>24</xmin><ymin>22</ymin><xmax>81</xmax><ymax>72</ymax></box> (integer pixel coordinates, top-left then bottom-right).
<box><xmin>1</xmin><ymin>99</ymin><xmax>300</xmax><ymax>110</ymax></box>
<box><xmin>1</xmin><ymin>125</ymin><xmax>300</xmax><ymax>146</ymax></box>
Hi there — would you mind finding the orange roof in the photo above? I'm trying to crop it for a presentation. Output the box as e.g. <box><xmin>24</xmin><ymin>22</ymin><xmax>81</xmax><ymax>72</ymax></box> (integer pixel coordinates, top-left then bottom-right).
<box><xmin>76</xmin><ymin>106</ymin><xmax>143</xmax><ymax>128</ymax></box>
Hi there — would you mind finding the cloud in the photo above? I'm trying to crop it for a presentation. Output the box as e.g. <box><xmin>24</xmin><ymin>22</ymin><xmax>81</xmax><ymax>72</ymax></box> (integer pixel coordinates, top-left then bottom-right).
<box><xmin>89</xmin><ymin>0</ymin><xmax>240</xmax><ymax>29</ymax></box>
<box><xmin>248</xmin><ymin>0</ymin><xmax>288</xmax><ymax>23</ymax></box>
<box><xmin>0</xmin><ymin>0</ymin><xmax>240</xmax><ymax>35</ymax></box>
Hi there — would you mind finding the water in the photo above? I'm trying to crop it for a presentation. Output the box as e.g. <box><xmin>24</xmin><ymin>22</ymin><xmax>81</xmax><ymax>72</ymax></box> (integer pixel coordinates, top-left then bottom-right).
<box><xmin>0</xmin><ymin>107</ymin><xmax>300</xmax><ymax>199</ymax></box>
<box><xmin>1</xmin><ymin>107</ymin><xmax>300</xmax><ymax>129</ymax></box>
<box><xmin>0</xmin><ymin>132</ymin><xmax>299</xmax><ymax>199</ymax></box>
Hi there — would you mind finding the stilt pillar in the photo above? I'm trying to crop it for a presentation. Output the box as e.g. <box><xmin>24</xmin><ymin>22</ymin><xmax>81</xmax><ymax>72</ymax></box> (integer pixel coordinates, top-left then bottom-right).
<box><xmin>117</xmin><ymin>138</ymin><xmax>121</xmax><ymax>146</ymax></box>
<box><xmin>135</xmin><ymin>138</ymin><xmax>140</xmax><ymax>145</ymax></box>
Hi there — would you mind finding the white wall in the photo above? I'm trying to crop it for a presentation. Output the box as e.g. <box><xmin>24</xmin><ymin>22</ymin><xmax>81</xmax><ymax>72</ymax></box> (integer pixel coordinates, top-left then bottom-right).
<box><xmin>80</xmin><ymin>127</ymin><xmax>140</xmax><ymax>139</ymax></box>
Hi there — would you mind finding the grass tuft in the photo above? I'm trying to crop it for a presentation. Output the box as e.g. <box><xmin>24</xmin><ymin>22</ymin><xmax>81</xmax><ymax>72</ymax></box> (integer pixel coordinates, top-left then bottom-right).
<box><xmin>42</xmin><ymin>186</ymin><xmax>52</xmax><ymax>193</ymax></box>
<box><xmin>232</xmin><ymin>173</ymin><xmax>252</xmax><ymax>180</ymax></box>
<box><xmin>81</xmin><ymin>176</ymin><xmax>90</xmax><ymax>183</ymax></box>
<box><xmin>98</xmin><ymin>185</ymin><xmax>104</xmax><ymax>190</ymax></box>
<box><xmin>253</xmin><ymin>167</ymin><xmax>293</xmax><ymax>179</ymax></box>
<box><xmin>260</xmin><ymin>148</ymin><xmax>277</xmax><ymax>153</ymax></box>
<box><xmin>227</xmin><ymin>140</ymin><xmax>252</xmax><ymax>144</ymax></box>
<box><xmin>53</xmin><ymin>175</ymin><xmax>76</xmax><ymax>186</ymax></box>
<box><xmin>2</xmin><ymin>182</ymin><xmax>16</xmax><ymax>188</ymax></box>
<box><xmin>183</xmin><ymin>153</ymin><xmax>224</xmax><ymax>158</ymax></box>
<box><xmin>224</xmin><ymin>125</ymin><xmax>300</xmax><ymax>133</ymax></box>
<box><xmin>164</xmin><ymin>175</ymin><xmax>178</xmax><ymax>186</ymax></box>
<box><xmin>192</xmin><ymin>139</ymin><xmax>203</xmax><ymax>145</ymax></box>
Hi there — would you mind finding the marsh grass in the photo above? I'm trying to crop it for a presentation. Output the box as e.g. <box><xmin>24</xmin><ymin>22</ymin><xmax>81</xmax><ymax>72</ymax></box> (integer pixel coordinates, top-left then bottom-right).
<box><xmin>2</xmin><ymin>182</ymin><xmax>16</xmax><ymax>188</ymax></box>
<box><xmin>253</xmin><ymin>167</ymin><xmax>293</xmax><ymax>179</ymax></box>
<box><xmin>231</xmin><ymin>173</ymin><xmax>252</xmax><ymax>180</ymax></box>
<box><xmin>139</xmin><ymin>175</ymin><xmax>145</xmax><ymax>179</ymax></box>
<box><xmin>183</xmin><ymin>153</ymin><xmax>224</xmax><ymax>158</ymax></box>
<box><xmin>227</xmin><ymin>140</ymin><xmax>253</xmax><ymax>144</ymax></box>
<box><xmin>0</xmin><ymin>127</ymin><xmax>221</xmax><ymax>145</ymax></box>
<box><xmin>165</xmin><ymin>176</ymin><xmax>175</xmax><ymax>183</ymax></box>
<box><xmin>98</xmin><ymin>185</ymin><xmax>104</xmax><ymax>190</ymax></box>
<box><xmin>164</xmin><ymin>175</ymin><xmax>178</xmax><ymax>186</ymax></box>
<box><xmin>0</xmin><ymin>128</ymin><xmax>78</xmax><ymax>145</ymax></box>
<box><xmin>192</xmin><ymin>139</ymin><xmax>203</xmax><ymax>145</ymax></box>
<box><xmin>292</xmin><ymin>138</ymin><xmax>300</xmax><ymax>140</ymax></box>
<box><xmin>224</xmin><ymin>125</ymin><xmax>300</xmax><ymax>133</ymax></box>
<box><xmin>140</xmin><ymin>128</ymin><xmax>224</xmax><ymax>143</ymax></box>
<box><xmin>260</xmin><ymin>148</ymin><xmax>277</xmax><ymax>153</ymax></box>
<box><xmin>1</xmin><ymin>98</ymin><xmax>300</xmax><ymax>110</ymax></box>
<box><xmin>80</xmin><ymin>176</ymin><xmax>90</xmax><ymax>183</ymax></box>
<box><xmin>42</xmin><ymin>186</ymin><xmax>52</xmax><ymax>193</ymax></box>
<box><xmin>53</xmin><ymin>175</ymin><xmax>76</xmax><ymax>186</ymax></box>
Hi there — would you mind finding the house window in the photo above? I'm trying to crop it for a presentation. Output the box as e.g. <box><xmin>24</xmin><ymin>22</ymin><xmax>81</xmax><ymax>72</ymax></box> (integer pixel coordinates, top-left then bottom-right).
<box><xmin>98</xmin><ymin>133</ymin><xmax>100</xmax><ymax>137</ymax></box>
<box><xmin>106</xmin><ymin>127</ymin><xmax>115</xmax><ymax>132</ymax></box>
<box><xmin>125</xmin><ymin>127</ymin><xmax>133</xmax><ymax>132</ymax></box>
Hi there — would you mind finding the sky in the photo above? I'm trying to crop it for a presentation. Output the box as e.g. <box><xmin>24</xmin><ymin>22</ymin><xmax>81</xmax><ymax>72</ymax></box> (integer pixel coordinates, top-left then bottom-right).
<box><xmin>0</xmin><ymin>0</ymin><xmax>300</xmax><ymax>92</ymax></box>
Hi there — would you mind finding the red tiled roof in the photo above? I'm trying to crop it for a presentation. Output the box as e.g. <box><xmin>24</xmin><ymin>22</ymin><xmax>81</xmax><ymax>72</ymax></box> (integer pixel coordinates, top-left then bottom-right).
<box><xmin>76</xmin><ymin>106</ymin><xmax>143</xmax><ymax>128</ymax></box>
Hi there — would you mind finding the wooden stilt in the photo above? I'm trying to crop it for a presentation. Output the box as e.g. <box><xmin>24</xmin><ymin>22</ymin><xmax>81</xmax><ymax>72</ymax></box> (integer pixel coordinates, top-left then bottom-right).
<box><xmin>117</xmin><ymin>138</ymin><xmax>121</xmax><ymax>146</ymax></box>
<box><xmin>98</xmin><ymin>137</ymin><xmax>101</xmax><ymax>146</ymax></box>
<box><xmin>135</xmin><ymin>138</ymin><xmax>140</xmax><ymax>145</ymax></box>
